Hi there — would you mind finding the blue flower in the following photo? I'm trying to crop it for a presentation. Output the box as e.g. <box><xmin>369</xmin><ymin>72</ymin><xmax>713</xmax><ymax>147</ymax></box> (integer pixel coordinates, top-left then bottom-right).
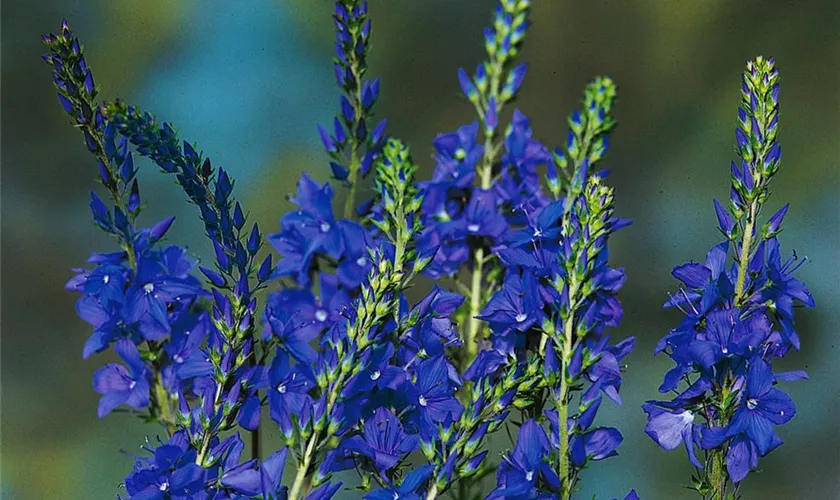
<box><xmin>221</xmin><ymin>447</ymin><xmax>288</xmax><ymax>498</ymax></box>
<box><xmin>726</xmin><ymin>359</ymin><xmax>795</xmax><ymax>456</ymax></box>
<box><xmin>123</xmin><ymin>253</ymin><xmax>204</xmax><ymax>341</ymax></box>
<box><xmin>268</xmin><ymin>353</ymin><xmax>314</xmax><ymax>425</ymax></box>
<box><xmin>478</xmin><ymin>271</ymin><xmax>542</xmax><ymax>349</ymax></box>
<box><xmin>407</xmin><ymin>356</ymin><xmax>463</xmax><ymax>428</ymax></box>
<box><xmin>341</xmin><ymin>408</ymin><xmax>418</xmax><ymax>473</ymax></box>
<box><xmin>124</xmin><ymin>432</ymin><xmax>206</xmax><ymax>499</ymax></box>
<box><xmin>642</xmin><ymin>402</ymin><xmax>702</xmax><ymax>468</ymax></box>
<box><xmin>430</xmin><ymin>122</ymin><xmax>483</xmax><ymax>187</ymax></box>
<box><xmin>488</xmin><ymin>420</ymin><xmax>560</xmax><ymax>498</ymax></box>
<box><xmin>364</xmin><ymin>465</ymin><xmax>434</xmax><ymax>500</ymax></box>
<box><xmin>92</xmin><ymin>339</ymin><xmax>149</xmax><ymax>418</ymax></box>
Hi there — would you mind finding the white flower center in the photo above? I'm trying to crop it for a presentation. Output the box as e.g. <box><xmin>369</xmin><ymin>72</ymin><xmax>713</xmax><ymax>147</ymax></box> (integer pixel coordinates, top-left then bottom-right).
<box><xmin>103</xmin><ymin>275</ymin><xmax>110</xmax><ymax>284</ymax></box>
<box><xmin>533</xmin><ymin>229</ymin><xmax>543</xmax><ymax>238</ymax></box>
<box><xmin>746</xmin><ymin>398</ymin><xmax>758</xmax><ymax>410</ymax></box>
<box><xmin>370</xmin><ymin>370</ymin><xmax>381</xmax><ymax>381</ymax></box>
<box><xmin>143</xmin><ymin>283</ymin><xmax>155</xmax><ymax>294</ymax></box>
<box><xmin>515</xmin><ymin>313</ymin><xmax>528</xmax><ymax>323</ymax></box>
<box><xmin>418</xmin><ymin>395</ymin><xmax>427</xmax><ymax>407</ymax></box>
<box><xmin>315</xmin><ymin>310</ymin><xmax>328</xmax><ymax>322</ymax></box>
<box><xmin>173</xmin><ymin>354</ymin><xmax>184</xmax><ymax>364</ymax></box>
<box><xmin>721</xmin><ymin>346</ymin><xmax>728</xmax><ymax>354</ymax></box>
<box><xmin>780</xmin><ymin>410</ymin><xmax>785</xmax><ymax>416</ymax></box>
<box><xmin>320</xmin><ymin>222</ymin><xmax>331</xmax><ymax>233</ymax></box>
<box><xmin>525</xmin><ymin>470</ymin><xmax>534</xmax><ymax>481</ymax></box>
<box><xmin>277</xmin><ymin>384</ymin><xmax>287</xmax><ymax>394</ymax></box>
<box><xmin>129</xmin><ymin>381</ymin><xmax>137</xmax><ymax>390</ymax></box>
<box><xmin>467</xmin><ymin>223</ymin><xmax>480</xmax><ymax>233</ymax></box>
<box><xmin>356</xmin><ymin>256</ymin><xmax>367</xmax><ymax>267</ymax></box>
<box><xmin>159</xmin><ymin>481</ymin><xmax>169</xmax><ymax>491</ymax></box>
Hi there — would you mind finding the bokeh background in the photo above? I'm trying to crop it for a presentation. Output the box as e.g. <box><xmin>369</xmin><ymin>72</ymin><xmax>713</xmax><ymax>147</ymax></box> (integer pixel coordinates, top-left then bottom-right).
<box><xmin>2</xmin><ymin>1</ymin><xmax>839</xmax><ymax>498</ymax></box>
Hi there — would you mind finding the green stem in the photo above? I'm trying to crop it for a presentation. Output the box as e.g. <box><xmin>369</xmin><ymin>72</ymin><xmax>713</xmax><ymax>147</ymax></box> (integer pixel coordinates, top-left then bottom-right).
<box><xmin>289</xmin><ymin>432</ymin><xmax>318</xmax><ymax>500</ymax></box>
<box><xmin>708</xmin><ymin>448</ymin><xmax>728</xmax><ymax>500</ymax></box>
<box><xmin>152</xmin><ymin>372</ymin><xmax>176</xmax><ymax>435</ymax></box>
<box><xmin>734</xmin><ymin>200</ymin><xmax>758</xmax><ymax>304</ymax></box>
<box><xmin>425</xmin><ymin>483</ymin><xmax>439</xmax><ymax>500</ymax></box>
<box><xmin>342</xmin><ymin>38</ymin><xmax>365</xmax><ymax>219</ymax></box>
<box><xmin>557</xmin><ymin>310</ymin><xmax>575</xmax><ymax>499</ymax></box>
<box><xmin>465</xmin><ymin>247</ymin><xmax>485</xmax><ymax>363</ymax></box>
<box><xmin>464</xmin><ymin>71</ymin><xmax>500</xmax><ymax>365</ymax></box>
<box><xmin>195</xmin><ymin>381</ymin><xmax>224</xmax><ymax>465</ymax></box>
<box><xmin>343</xmin><ymin>148</ymin><xmax>361</xmax><ymax>219</ymax></box>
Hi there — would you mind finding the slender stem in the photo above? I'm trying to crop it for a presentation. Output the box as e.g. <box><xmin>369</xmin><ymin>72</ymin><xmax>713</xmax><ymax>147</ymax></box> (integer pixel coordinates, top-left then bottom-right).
<box><xmin>465</xmin><ymin>247</ymin><xmax>485</xmax><ymax>363</ymax></box>
<box><xmin>152</xmin><ymin>372</ymin><xmax>176</xmax><ymax>435</ymax></box>
<box><xmin>289</xmin><ymin>433</ymin><xmax>318</xmax><ymax>500</ymax></box>
<box><xmin>343</xmin><ymin>140</ymin><xmax>361</xmax><ymax>218</ymax></box>
<box><xmin>557</xmin><ymin>309</ymin><xmax>575</xmax><ymax>499</ymax></box>
<box><xmin>195</xmin><ymin>381</ymin><xmax>224</xmax><ymax>465</ymax></box>
<box><xmin>708</xmin><ymin>448</ymin><xmax>728</xmax><ymax>500</ymax></box>
<box><xmin>734</xmin><ymin>200</ymin><xmax>758</xmax><ymax>303</ymax></box>
<box><xmin>289</xmin><ymin>368</ymin><xmax>350</xmax><ymax>500</ymax></box>
<box><xmin>342</xmin><ymin>37</ymin><xmax>365</xmax><ymax>220</ymax></box>
<box><xmin>249</xmin><ymin>345</ymin><xmax>261</xmax><ymax>461</ymax></box>
<box><xmin>425</xmin><ymin>483</ymin><xmax>439</xmax><ymax>500</ymax></box>
<box><xmin>464</xmin><ymin>79</ymin><xmax>499</xmax><ymax>364</ymax></box>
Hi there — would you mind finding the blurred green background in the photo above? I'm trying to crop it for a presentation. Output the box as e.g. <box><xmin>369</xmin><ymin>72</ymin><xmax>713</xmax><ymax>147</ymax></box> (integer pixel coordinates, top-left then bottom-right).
<box><xmin>2</xmin><ymin>1</ymin><xmax>839</xmax><ymax>498</ymax></box>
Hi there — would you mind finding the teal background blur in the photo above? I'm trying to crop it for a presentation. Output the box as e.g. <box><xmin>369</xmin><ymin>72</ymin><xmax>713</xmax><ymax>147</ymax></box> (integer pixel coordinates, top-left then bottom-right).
<box><xmin>2</xmin><ymin>1</ymin><xmax>839</xmax><ymax>498</ymax></box>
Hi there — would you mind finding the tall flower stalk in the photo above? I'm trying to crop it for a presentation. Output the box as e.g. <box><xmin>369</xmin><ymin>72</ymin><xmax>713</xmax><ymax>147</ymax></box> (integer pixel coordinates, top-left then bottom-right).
<box><xmin>644</xmin><ymin>56</ymin><xmax>814</xmax><ymax>499</ymax></box>
<box><xmin>459</xmin><ymin>0</ymin><xmax>530</xmax><ymax>365</ymax></box>
<box><xmin>47</xmin><ymin>2</ymin><xmax>641</xmax><ymax>499</ymax></box>
<box><xmin>318</xmin><ymin>0</ymin><xmax>386</xmax><ymax>219</ymax></box>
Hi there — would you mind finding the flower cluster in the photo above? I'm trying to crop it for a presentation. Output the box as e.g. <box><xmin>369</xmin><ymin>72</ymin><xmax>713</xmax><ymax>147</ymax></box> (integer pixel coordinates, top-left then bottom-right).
<box><xmin>318</xmin><ymin>0</ymin><xmax>388</xmax><ymax>218</ymax></box>
<box><xmin>407</xmin><ymin>1</ymin><xmax>636</xmax><ymax>494</ymax></box>
<box><xmin>48</xmin><ymin>2</ymin><xmax>633</xmax><ymax>498</ymax></box>
<box><xmin>47</xmin><ymin>2</ymin><xmax>815</xmax><ymax>500</ymax></box>
<box><xmin>644</xmin><ymin>56</ymin><xmax>813</xmax><ymax>497</ymax></box>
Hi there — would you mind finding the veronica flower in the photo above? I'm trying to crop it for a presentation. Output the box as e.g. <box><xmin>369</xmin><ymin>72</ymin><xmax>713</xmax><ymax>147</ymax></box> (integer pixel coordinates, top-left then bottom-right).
<box><xmin>221</xmin><ymin>447</ymin><xmax>289</xmax><ymax>498</ymax></box>
<box><xmin>407</xmin><ymin>356</ymin><xmax>463</xmax><ymax>428</ymax></box>
<box><xmin>124</xmin><ymin>432</ymin><xmax>206</xmax><ymax>499</ymax></box>
<box><xmin>341</xmin><ymin>408</ymin><xmax>418</xmax><ymax>473</ymax></box>
<box><xmin>364</xmin><ymin>465</ymin><xmax>434</xmax><ymax>500</ymax></box>
<box><xmin>280</xmin><ymin>174</ymin><xmax>344</xmax><ymax>260</ymax></box>
<box><xmin>487</xmin><ymin>420</ymin><xmax>560</xmax><ymax>499</ymax></box>
<box><xmin>430</xmin><ymin>122</ymin><xmax>483</xmax><ymax>187</ymax></box>
<box><xmin>93</xmin><ymin>339</ymin><xmax>150</xmax><ymax>418</ymax></box>
<box><xmin>268</xmin><ymin>353</ymin><xmax>315</xmax><ymax>425</ymax></box>
<box><xmin>725</xmin><ymin>359</ymin><xmax>795</xmax><ymax>455</ymax></box>
<box><xmin>646</xmin><ymin>56</ymin><xmax>813</xmax><ymax>496</ymax></box>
